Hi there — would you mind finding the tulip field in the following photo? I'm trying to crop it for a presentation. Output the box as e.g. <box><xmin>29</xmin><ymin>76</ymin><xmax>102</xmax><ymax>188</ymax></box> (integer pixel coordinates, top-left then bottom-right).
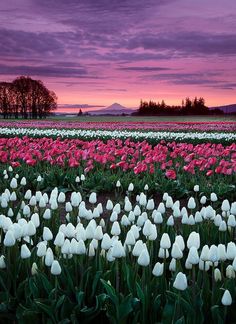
<box><xmin>0</xmin><ymin>120</ymin><xmax>235</xmax><ymax>323</ymax></box>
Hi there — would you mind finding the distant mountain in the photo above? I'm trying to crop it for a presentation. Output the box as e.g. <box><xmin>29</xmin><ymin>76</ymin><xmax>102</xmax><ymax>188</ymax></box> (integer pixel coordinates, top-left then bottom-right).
<box><xmin>209</xmin><ymin>104</ymin><xmax>236</xmax><ymax>114</ymax></box>
<box><xmin>88</xmin><ymin>103</ymin><xmax>135</xmax><ymax>115</ymax></box>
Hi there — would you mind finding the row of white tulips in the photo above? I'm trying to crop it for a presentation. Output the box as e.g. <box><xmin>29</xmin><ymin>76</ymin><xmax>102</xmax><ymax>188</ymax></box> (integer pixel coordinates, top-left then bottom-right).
<box><xmin>0</xmin><ymin>126</ymin><xmax>235</xmax><ymax>141</ymax></box>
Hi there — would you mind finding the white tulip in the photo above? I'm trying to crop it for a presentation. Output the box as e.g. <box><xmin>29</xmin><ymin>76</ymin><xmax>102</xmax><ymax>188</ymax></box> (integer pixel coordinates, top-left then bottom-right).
<box><xmin>0</xmin><ymin>255</ymin><xmax>6</xmax><ymax>269</ymax></box>
<box><xmin>173</xmin><ymin>272</ymin><xmax>188</xmax><ymax>291</ymax></box>
<box><xmin>152</xmin><ymin>262</ymin><xmax>164</xmax><ymax>276</ymax></box>
<box><xmin>10</xmin><ymin>178</ymin><xmax>17</xmax><ymax>189</ymax></box>
<box><xmin>37</xmin><ymin>242</ymin><xmax>47</xmax><ymax>257</ymax></box>
<box><xmin>169</xmin><ymin>258</ymin><xmax>176</xmax><ymax>272</ymax></box>
<box><xmin>111</xmin><ymin>241</ymin><xmax>125</xmax><ymax>258</ymax></box>
<box><xmin>101</xmin><ymin>233</ymin><xmax>112</xmax><ymax>250</ymax></box>
<box><xmin>106</xmin><ymin>200</ymin><xmax>113</xmax><ymax>210</ymax></box>
<box><xmin>210</xmin><ymin>193</ymin><xmax>217</xmax><ymax>202</ymax></box>
<box><xmin>51</xmin><ymin>260</ymin><xmax>62</xmax><ymax>275</ymax></box>
<box><xmin>3</xmin><ymin>230</ymin><xmax>16</xmax><ymax>247</ymax></box>
<box><xmin>111</xmin><ymin>221</ymin><xmax>121</xmax><ymax>236</ymax></box>
<box><xmin>160</xmin><ymin>233</ymin><xmax>171</xmax><ymax>249</ymax></box>
<box><xmin>20</xmin><ymin>244</ymin><xmax>31</xmax><ymax>259</ymax></box>
<box><xmin>171</xmin><ymin>243</ymin><xmax>183</xmax><ymax>259</ymax></box>
<box><xmin>228</xmin><ymin>215</ymin><xmax>236</xmax><ymax>227</ymax></box>
<box><xmin>221</xmin><ymin>200</ymin><xmax>230</xmax><ymax>212</ymax></box>
<box><xmin>54</xmin><ymin>231</ymin><xmax>65</xmax><ymax>247</ymax></box>
<box><xmin>137</xmin><ymin>249</ymin><xmax>150</xmax><ymax>266</ymax></box>
<box><xmin>214</xmin><ymin>268</ymin><xmax>222</xmax><ymax>282</ymax></box>
<box><xmin>43</xmin><ymin>227</ymin><xmax>53</xmax><ymax>241</ymax></box>
<box><xmin>89</xmin><ymin>192</ymin><xmax>97</xmax><ymax>204</ymax></box>
<box><xmin>221</xmin><ymin>290</ymin><xmax>232</xmax><ymax>306</ymax></box>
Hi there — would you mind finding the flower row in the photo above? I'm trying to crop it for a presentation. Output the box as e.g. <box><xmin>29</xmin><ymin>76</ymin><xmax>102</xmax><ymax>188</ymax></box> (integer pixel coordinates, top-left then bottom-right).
<box><xmin>0</xmin><ymin>126</ymin><xmax>236</xmax><ymax>142</ymax></box>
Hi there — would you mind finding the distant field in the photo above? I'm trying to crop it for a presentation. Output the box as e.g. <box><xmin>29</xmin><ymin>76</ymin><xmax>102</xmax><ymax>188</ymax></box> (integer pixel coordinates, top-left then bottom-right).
<box><xmin>48</xmin><ymin>115</ymin><xmax>236</xmax><ymax>122</ymax></box>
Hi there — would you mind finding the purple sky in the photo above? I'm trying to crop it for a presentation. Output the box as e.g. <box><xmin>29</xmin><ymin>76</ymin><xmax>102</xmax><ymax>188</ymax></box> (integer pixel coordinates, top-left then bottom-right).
<box><xmin>0</xmin><ymin>0</ymin><xmax>236</xmax><ymax>109</ymax></box>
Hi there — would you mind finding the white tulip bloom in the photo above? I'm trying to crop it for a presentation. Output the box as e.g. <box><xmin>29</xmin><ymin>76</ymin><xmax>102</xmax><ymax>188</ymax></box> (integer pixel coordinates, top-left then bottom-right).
<box><xmin>51</xmin><ymin>260</ymin><xmax>62</xmax><ymax>275</ymax></box>
<box><xmin>137</xmin><ymin>249</ymin><xmax>150</xmax><ymax>266</ymax></box>
<box><xmin>173</xmin><ymin>272</ymin><xmax>188</xmax><ymax>291</ymax></box>
<box><xmin>20</xmin><ymin>244</ymin><xmax>31</xmax><ymax>259</ymax></box>
<box><xmin>221</xmin><ymin>290</ymin><xmax>232</xmax><ymax>306</ymax></box>
<box><xmin>152</xmin><ymin>262</ymin><xmax>164</xmax><ymax>276</ymax></box>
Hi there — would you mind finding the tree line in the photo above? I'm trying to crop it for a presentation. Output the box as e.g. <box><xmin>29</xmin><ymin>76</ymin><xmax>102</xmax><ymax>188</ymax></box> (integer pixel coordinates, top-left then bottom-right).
<box><xmin>0</xmin><ymin>76</ymin><xmax>57</xmax><ymax>119</ymax></box>
<box><xmin>135</xmin><ymin>97</ymin><xmax>223</xmax><ymax>116</ymax></box>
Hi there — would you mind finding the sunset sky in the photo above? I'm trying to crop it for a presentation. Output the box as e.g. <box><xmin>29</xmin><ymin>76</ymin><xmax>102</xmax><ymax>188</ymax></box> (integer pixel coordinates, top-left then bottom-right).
<box><xmin>0</xmin><ymin>0</ymin><xmax>236</xmax><ymax>111</ymax></box>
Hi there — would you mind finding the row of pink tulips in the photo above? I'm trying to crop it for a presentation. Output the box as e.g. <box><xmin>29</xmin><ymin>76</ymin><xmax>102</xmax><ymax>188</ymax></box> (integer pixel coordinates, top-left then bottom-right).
<box><xmin>0</xmin><ymin>137</ymin><xmax>235</xmax><ymax>178</ymax></box>
<box><xmin>0</xmin><ymin>120</ymin><xmax>235</xmax><ymax>131</ymax></box>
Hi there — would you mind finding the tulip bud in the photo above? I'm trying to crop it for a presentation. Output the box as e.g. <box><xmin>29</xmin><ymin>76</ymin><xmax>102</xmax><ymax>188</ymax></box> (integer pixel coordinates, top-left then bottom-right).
<box><xmin>94</xmin><ymin>226</ymin><xmax>103</xmax><ymax>240</ymax></box>
<box><xmin>228</xmin><ymin>215</ymin><xmax>236</xmax><ymax>227</ymax></box>
<box><xmin>200</xmin><ymin>196</ymin><xmax>207</xmax><ymax>204</ymax></box>
<box><xmin>226</xmin><ymin>265</ymin><xmax>235</xmax><ymax>279</ymax></box>
<box><xmin>37</xmin><ymin>242</ymin><xmax>47</xmax><ymax>257</ymax></box>
<box><xmin>106</xmin><ymin>200</ymin><xmax>113</xmax><ymax>210</ymax></box>
<box><xmin>58</xmin><ymin>192</ymin><xmax>66</xmax><ymax>203</ymax></box>
<box><xmin>101</xmin><ymin>233</ymin><xmax>111</xmax><ymax>250</ymax></box>
<box><xmin>209</xmin><ymin>245</ymin><xmax>219</xmax><ymax>263</ymax></box>
<box><xmin>137</xmin><ymin>249</ymin><xmax>150</xmax><ymax>266</ymax></box>
<box><xmin>139</xmin><ymin>193</ymin><xmax>147</xmax><ymax>206</ymax></box>
<box><xmin>132</xmin><ymin>240</ymin><xmax>144</xmax><ymax>257</ymax></box>
<box><xmin>227</xmin><ymin>242</ymin><xmax>236</xmax><ymax>260</ymax></box>
<box><xmin>116</xmin><ymin>180</ymin><xmax>121</xmax><ymax>187</ymax></box>
<box><xmin>214</xmin><ymin>268</ymin><xmax>222</xmax><ymax>282</ymax></box>
<box><xmin>160</xmin><ymin>233</ymin><xmax>171</xmax><ymax>249</ymax></box>
<box><xmin>3</xmin><ymin>230</ymin><xmax>16</xmax><ymax>247</ymax></box>
<box><xmin>133</xmin><ymin>205</ymin><xmax>142</xmax><ymax>216</ymax></box>
<box><xmin>157</xmin><ymin>202</ymin><xmax>166</xmax><ymax>214</ymax></box>
<box><xmin>110</xmin><ymin>211</ymin><xmax>118</xmax><ymax>222</ymax></box>
<box><xmin>111</xmin><ymin>221</ymin><xmax>121</xmax><ymax>236</ymax></box>
<box><xmin>221</xmin><ymin>200</ymin><xmax>230</xmax><ymax>212</ymax></box>
<box><xmin>174</xmin><ymin>235</ymin><xmax>185</xmax><ymax>251</ymax></box>
<box><xmin>210</xmin><ymin>193</ymin><xmax>217</xmax><ymax>202</ymax></box>
<box><xmin>24</xmin><ymin>190</ymin><xmax>32</xmax><ymax>200</ymax></box>
<box><xmin>31</xmin><ymin>262</ymin><xmax>38</xmax><ymax>275</ymax></box>
<box><xmin>125</xmin><ymin>230</ymin><xmax>136</xmax><ymax>246</ymax></box>
<box><xmin>169</xmin><ymin>258</ymin><xmax>176</xmax><ymax>272</ymax></box>
<box><xmin>112</xmin><ymin>240</ymin><xmax>125</xmax><ymax>258</ymax></box>
<box><xmin>221</xmin><ymin>290</ymin><xmax>232</xmax><ymax>306</ymax></box>
<box><xmin>88</xmin><ymin>243</ymin><xmax>96</xmax><ymax>258</ymax></box>
<box><xmin>77</xmin><ymin>240</ymin><xmax>86</xmax><ymax>255</ymax></box>
<box><xmin>166</xmin><ymin>196</ymin><xmax>173</xmax><ymax>208</ymax></box>
<box><xmin>51</xmin><ymin>260</ymin><xmax>62</xmax><ymax>275</ymax></box>
<box><xmin>20</xmin><ymin>177</ymin><xmax>27</xmax><ymax>186</ymax></box>
<box><xmin>43</xmin><ymin>227</ymin><xmax>53</xmax><ymax>241</ymax></box>
<box><xmin>171</xmin><ymin>243</ymin><xmax>183</xmax><ymax>259</ymax></box>
<box><xmin>193</xmin><ymin>185</ymin><xmax>199</xmax><ymax>192</ymax></box>
<box><xmin>0</xmin><ymin>255</ymin><xmax>6</xmax><ymax>269</ymax></box>
<box><xmin>10</xmin><ymin>178</ymin><xmax>17</xmax><ymax>189</ymax></box>
<box><xmin>200</xmin><ymin>245</ymin><xmax>210</xmax><ymax>261</ymax></box>
<box><xmin>173</xmin><ymin>272</ymin><xmax>187</xmax><ymax>291</ymax></box>
<box><xmin>124</xmin><ymin>200</ymin><xmax>132</xmax><ymax>212</ymax></box>
<box><xmin>121</xmin><ymin>215</ymin><xmax>130</xmax><ymax>226</ymax></box>
<box><xmin>89</xmin><ymin>192</ymin><xmax>97</xmax><ymax>204</ymax></box>
<box><xmin>54</xmin><ymin>231</ymin><xmax>65</xmax><ymax>247</ymax></box>
<box><xmin>187</xmin><ymin>246</ymin><xmax>199</xmax><ymax>265</ymax></box>
<box><xmin>146</xmin><ymin>199</ymin><xmax>154</xmax><ymax>210</ymax></box>
<box><xmin>152</xmin><ymin>262</ymin><xmax>164</xmax><ymax>276</ymax></box>
<box><xmin>167</xmin><ymin>216</ymin><xmax>174</xmax><ymax>226</ymax></box>
<box><xmin>187</xmin><ymin>232</ymin><xmax>200</xmax><ymax>249</ymax></box>
<box><xmin>9</xmin><ymin>191</ymin><xmax>17</xmax><ymax>202</ymax></box>
<box><xmin>21</xmin><ymin>244</ymin><xmax>31</xmax><ymax>259</ymax></box>
<box><xmin>187</xmin><ymin>197</ymin><xmax>196</xmax><ymax>210</ymax></box>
